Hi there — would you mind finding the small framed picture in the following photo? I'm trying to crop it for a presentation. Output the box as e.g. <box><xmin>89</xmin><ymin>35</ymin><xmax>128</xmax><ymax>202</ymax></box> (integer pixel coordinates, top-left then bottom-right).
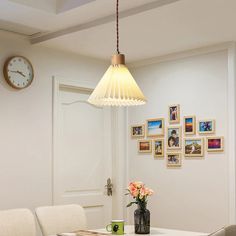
<box><xmin>168</xmin><ymin>104</ymin><xmax>180</xmax><ymax>124</ymax></box>
<box><xmin>153</xmin><ymin>139</ymin><xmax>164</xmax><ymax>158</ymax></box>
<box><xmin>167</xmin><ymin>126</ymin><xmax>182</xmax><ymax>150</ymax></box>
<box><xmin>198</xmin><ymin>119</ymin><xmax>215</xmax><ymax>134</ymax></box>
<box><xmin>167</xmin><ymin>153</ymin><xmax>182</xmax><ymax>167</ymax></box>
<box><xmin>138</xmin><ymin>140</ymin><xmax>152</xmax><ymax>153</ymax></box>
<box><xmin>131</xmin><ymin>124</ymin><xmax>145</xmax><ymax>138</ymax></box>
<box><xmin>146</xmin><ymin>118</ymin><xmax>164</xmax><ymax>137</ymax></box>
<box><xmin>184</xmin><ymin>138</ymin><xmax>204</xmax><ymax>157</ymax></box>
<box><xmin>183</xmin><ymin>116</ymin><xmax>196</xmax><ymax>135</ymax></box>
<box><xmin>206</xmin><ymin>137</ymin><xmax>224</xmax><ymax>152</ymax></box>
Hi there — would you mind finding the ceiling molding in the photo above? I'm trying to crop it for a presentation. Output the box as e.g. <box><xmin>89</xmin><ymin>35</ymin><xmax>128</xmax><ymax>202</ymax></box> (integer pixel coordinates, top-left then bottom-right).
<box><xmin>30</xmin><ymin>0</ymin><xmax>180</xmax><ymax>44</ymax></box>
<box><xmin>0</xmin><ymin>19</ymin><xmax>43</xmax><ymax>36</ymax></box>
<box><xmin>128</xmin><ymin>42</ymin><xmax>232</xmax><ymax>68</ymax></box>
<box><xmin>8</xmin><ymin>0</ymin><xmax>57</xmax><ymax>13</ymax></box>
<box><xmin>57</xmin><ymin>0</ymin><xmax>96</xmax><ymax>13</ymax></box>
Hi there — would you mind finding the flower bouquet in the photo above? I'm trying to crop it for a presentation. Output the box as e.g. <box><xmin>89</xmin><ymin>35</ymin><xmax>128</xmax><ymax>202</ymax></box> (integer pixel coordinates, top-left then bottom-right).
<box><xmin>126</xmin><ymin>181</ymin><xmax>154</xmax><ymax>234</ymax></box>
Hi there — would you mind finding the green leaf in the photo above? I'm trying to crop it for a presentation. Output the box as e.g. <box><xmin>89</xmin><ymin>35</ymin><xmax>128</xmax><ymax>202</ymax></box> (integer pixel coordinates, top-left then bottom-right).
<box><xmin>126</xmin><ymin>202</ymin><xmax>133</xmax><ymax>207</ymax></box>
<box><xmin>126</xmin><ymin>201</ymin><xmax>137</xmax><ymax>207</ymax></box>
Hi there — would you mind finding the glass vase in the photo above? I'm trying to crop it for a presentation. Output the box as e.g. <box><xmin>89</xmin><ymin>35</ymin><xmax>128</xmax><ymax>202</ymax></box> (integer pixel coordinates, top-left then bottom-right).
<box><xmin>134</xmin><ymin>203</ymin><xmax>150</xmax><ymax>234</ymax></box>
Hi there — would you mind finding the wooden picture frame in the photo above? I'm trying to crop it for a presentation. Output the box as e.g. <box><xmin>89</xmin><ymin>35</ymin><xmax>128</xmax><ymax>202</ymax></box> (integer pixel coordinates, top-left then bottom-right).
<box><xmin>168</xmin><ymin>104</ymin><xmax>180</xmax><ymax>124</ymax></box>
<box><xmin>146</xmin><ymin>118</ymin><xmax>165</xmax><ymax>137</ymax></box>
<box><xmin>198</xmin><ymin>119</ymin><xmax>215</xmax><ymax>134</ymax></box>
<box><xmin>206</xmin><ymin>136</ymin><xmax>224</xmax><ymax>152</ymax></box>
<box><xmin>138</xmin><ymin>140</ymin><xmax>152</xmax><ymax>153</ymax></box>
<box><xmin>131</xmin><ymin>124</ymin><xmax>145</xmax><ymax>138</ymax></box>
<box><xmin>167</xmin><ymin>126</ymin><xmax>182</xmax><ymax>150</ymax></box>
<box><xmin>153</xmin><ymin>139</ymin><xmax>164</xmax><ymax>158</ymax></box>
<box><xmin>184</xmin><ymin>138</ymin><xmax>204</xmax><ymax>157</ymax></box>
<box><xmin>167</xmin><ymin>153</ymin><xmax>182</xmax><ymax>167</ymax></box>
<box><xmin>183</xmin><ymin>116</ymin><xmax>196</xmax><ymax>135</ymax></box>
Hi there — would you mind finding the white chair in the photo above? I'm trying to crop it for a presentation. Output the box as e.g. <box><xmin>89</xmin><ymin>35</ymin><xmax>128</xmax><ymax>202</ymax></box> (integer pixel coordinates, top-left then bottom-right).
<box><xmin>0</xmin><ymin>208</ymin><xmax>36</xmax><ymax>236</ymax></box>
<box><xmin>35</xmin><ymin>204</ymin><xmax>87</xmax><ymax>236</ymax></box>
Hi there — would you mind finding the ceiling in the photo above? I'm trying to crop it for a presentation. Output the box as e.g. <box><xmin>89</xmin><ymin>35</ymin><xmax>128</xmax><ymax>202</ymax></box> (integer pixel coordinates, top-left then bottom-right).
<box><xmin>1</xmin><ymin>0</ymin><xmax>236</xmax><ymax>62</ymax></box>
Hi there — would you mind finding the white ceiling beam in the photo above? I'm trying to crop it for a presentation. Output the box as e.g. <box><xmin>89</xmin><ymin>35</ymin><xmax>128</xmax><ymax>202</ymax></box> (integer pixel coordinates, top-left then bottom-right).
<box><xmin>0</xmin><ymin>19</ymin><xmax>42</xmax><ymax>36</ymax></box>
<box><xmin>30</xmin><ymin>0</ymin><xmax>181</xmax><ymax>44</ymax></box>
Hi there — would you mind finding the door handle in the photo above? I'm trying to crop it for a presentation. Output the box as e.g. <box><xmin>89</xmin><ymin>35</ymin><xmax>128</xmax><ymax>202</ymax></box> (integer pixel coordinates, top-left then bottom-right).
<box><xmin>105</xmin><ymin>178</ymin><xmax>113</xmax><ymax>196</ymax></box>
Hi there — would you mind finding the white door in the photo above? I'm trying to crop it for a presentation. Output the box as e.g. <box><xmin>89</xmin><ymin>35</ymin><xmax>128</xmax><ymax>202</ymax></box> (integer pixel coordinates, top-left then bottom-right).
<box><xmin>53</xmin><ymin>80</ymin><xmax>113</xmax><ymax>229</ymax></box>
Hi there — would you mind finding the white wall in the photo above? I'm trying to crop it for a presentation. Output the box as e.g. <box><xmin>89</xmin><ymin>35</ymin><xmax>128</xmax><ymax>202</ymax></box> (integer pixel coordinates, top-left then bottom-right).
<box><xmin>127</xmin><ymin>50</ymin><xmax>229</xmax><ymax>233</ymax></box>
<box><xmin>0</xmin><ymin>30</ymin><xmax>107</xmax><ymax>211</ymax></box>
<box><xmin>0</xmin><ymin>30</ymin><xmax>233</xmax><ymax>234</ymax></box>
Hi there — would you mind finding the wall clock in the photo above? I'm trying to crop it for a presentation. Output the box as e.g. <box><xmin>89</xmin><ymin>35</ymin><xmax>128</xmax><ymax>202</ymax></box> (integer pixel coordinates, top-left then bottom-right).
<box><xmin>3</xmin><ymin>56</ymin><xmax>34</xmax><ymax>89</ymax></box>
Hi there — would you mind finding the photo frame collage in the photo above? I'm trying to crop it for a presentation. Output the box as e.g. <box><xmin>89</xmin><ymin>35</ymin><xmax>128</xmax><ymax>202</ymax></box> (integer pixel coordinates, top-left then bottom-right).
<box><xmin>131</xmin><ymin>104</ymin><xmax>224</xmax><ymax>168</ymax></box>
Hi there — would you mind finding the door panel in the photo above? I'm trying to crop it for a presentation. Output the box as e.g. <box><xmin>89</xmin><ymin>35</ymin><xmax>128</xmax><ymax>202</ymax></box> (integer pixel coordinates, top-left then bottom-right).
<box><xmin>54</xmin><ymin>86</ymin><xmax>112</xmax><ymax>229</ymax></box>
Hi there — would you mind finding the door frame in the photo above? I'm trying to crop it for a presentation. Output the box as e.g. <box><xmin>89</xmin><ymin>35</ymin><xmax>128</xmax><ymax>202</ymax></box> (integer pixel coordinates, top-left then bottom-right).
<box><xmin>52</xmin><ymin>76</ymin><xmax>97</xmax><ymax>204</ymax></box>
<box><xmin>52</xmin><ymin>76</ymin><xmax>128</xmax><ymax>219</ymax></box>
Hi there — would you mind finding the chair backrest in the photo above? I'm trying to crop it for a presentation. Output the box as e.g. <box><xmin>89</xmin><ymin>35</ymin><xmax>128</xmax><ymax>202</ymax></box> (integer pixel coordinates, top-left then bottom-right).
<box><xmin>0</xmin><ymin>208</ymin><xmax>36</xmax><ymax>236</ymax></box>
<box><xmin>35</xmin><ymin>204</ymin><xmax>87</xmax><ymax>236</ymax></box>
<box><xmin>225</xmin><ymin>225</ymin><xmax>236</xmax><ymax>236</ymax></box>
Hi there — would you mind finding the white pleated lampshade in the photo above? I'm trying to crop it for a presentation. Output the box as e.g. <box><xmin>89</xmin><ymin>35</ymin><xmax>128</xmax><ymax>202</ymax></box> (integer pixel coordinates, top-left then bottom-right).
<box><xmin>88</xmin><ymin>54</ymin><xmax>146</xmax><ymax>106</ymax></box>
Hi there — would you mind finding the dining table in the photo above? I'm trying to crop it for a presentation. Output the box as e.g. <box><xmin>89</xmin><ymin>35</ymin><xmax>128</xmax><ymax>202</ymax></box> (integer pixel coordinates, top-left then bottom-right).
<box><xmin>55</xmin><ymin>225</ymin><xmax>208</xmax><ymax>236</ymax></box>
<box><xmin>96</xmin><ymin>225</ymin><xmax>207</xmax><ymax>236</ymax></box>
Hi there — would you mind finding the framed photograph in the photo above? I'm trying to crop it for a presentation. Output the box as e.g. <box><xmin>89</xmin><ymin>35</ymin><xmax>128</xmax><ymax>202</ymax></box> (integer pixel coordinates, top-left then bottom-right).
<box><xmin>167</xmin><ymin>153</ymin><xmax>181</xmax><ymax>167</ymax></box>
<box><xmin>184</xmin><ymin>138</ymin><xmax>204</xmax><ymax>157</ymax></box>
<box><xmin>206</xmin><ymin>136</ymin><xmax>224</xmax><ymax>152</ymax></box>
<box><xmin>138</xmin><ymin>140</ymin><xmax>152</xmax><ymax>153</ymax></box>
<box><xmin>146</xmin><ymin>118</ymin><xmax>164</xmax><ymax>137</ymax></box>
<box><xmin>168</xmin><ymin>104</ymin><xmax>180</xmax><ymax>124</ymax></box>
<box><xmin>167</xmin><ymin>126</ymin><xmax>182</xmax><ymax>150</ymax></box>
<box><xmin>198</xmin><ymin>119</ymin><xmax>215</xmax><ymax>134</ymax></box>
<box><xmin>153</xmin><ymin>139</ymin><xmax>164</xmax><ymax>158</ymax></box>
<box><xmin>183</xmin><ymin>116</ymin><xmax>196</xmax><ymax>135</ymax></box>
<box><xmin>131</xmin><ymin>124</ymin><xmax>145</xmax><ymax>138</ymax></box>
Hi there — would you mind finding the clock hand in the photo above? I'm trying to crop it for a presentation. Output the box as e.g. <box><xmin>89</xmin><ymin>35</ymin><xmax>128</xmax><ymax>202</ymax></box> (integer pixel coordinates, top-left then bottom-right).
<box><xmin>9</xmin><ymin>70</ymin><xmax>26</xmax><ymax>77</ymax></box>
<box><xmin>17</xmin><ymin>70</ymin><xmax>26</xmax><ymax>77</ymax></box>
<box><xmin>9</xmin><ymin>70</ymin><xmax>18</xmax><ymax>74</ymax></box>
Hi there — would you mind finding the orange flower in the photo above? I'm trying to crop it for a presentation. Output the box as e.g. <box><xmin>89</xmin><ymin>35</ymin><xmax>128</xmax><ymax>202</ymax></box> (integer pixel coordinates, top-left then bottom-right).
<box><xmin>132</xmin><ymin>181</ymin><xmax>144</xmax><ymax>189</ymax></box>
<box><xmin>126</xmin><ymin>181</ymin><xmax>154</xmax><ymax>208</ymax></box>
<box><xmin>146</xmin><ymin>188</ymin><xmax>154</xmax><ymax>196</ymax></box>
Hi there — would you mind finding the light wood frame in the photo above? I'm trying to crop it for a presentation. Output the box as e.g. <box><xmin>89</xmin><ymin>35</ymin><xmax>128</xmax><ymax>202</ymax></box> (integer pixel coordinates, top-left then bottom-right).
<box><xmin>131</xmin><ymin>124</ymin><xmax>145</xmax><ymax>138</ymax></box>
<box><xmin>167</xmin><ymin>153</ymin><xmax>182</xmax><ymax>167</ymax></box>
<box><xmin>184</xmin><ymin>138</ymin><xmax>204</xmax><ymax>158</ymax></box>
<box><xmin>153</xmin><ymin>139</ymin><xmax>164</xmax><ymax>158</ymax></box>
<box><xmin>183</xmin><ymin>116</ymin><xmax>196</xmax><ymax>135</ymax></box>
<box><xmin>146</xmin><ymin>118</ymin><xmax>165</xmax><ymax>137</ymax></box>
<box><xmin>138</xmin><ymin>140</ymin><xmax>152</xmax><ymax>153</ymax></box>
<box><xmin>168</xmin><ymin>104</ymin><xmax>180</xmax><ymax>124</ymax></box>
<box><xmin>198</xmin><ymin>119</ymin><xmax>215</xmax><ymax>134</ymax></box>
<box><xmin>206</xmin><ymin>136</ymin><xmax>224</xmax><ymax>152</ymax></box>
<box><xmin>167</xmin><ymin>126</ymin><xmax>182</xmax><ymax>150</ymax></box>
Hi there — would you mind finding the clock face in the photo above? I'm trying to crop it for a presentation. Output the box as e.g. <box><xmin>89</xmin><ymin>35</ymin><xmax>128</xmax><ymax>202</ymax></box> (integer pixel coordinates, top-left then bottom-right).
<box><xmin>4</xmin><ymin>56</ymin><xmax>34</xmax><ymax>89</ymax></box>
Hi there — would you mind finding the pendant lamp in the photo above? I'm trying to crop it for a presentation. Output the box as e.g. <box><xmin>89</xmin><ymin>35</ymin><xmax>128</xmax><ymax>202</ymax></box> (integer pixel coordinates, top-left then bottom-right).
<box><xmin>88</xmin><ymin>0</ymin><xmax>147</xmax><ymax>106</ymax></box>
